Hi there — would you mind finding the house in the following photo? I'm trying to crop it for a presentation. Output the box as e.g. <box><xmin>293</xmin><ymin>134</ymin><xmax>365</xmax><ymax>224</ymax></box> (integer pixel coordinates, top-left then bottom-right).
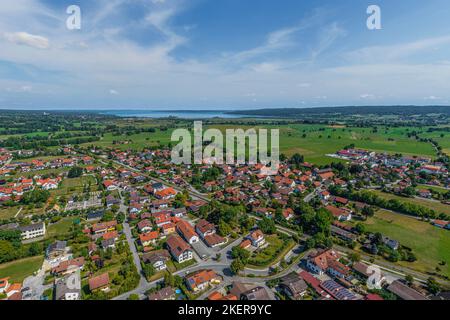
<box><xmin>240</xmin><ymin>239</ymin><xmax>252</xmax><ymax>249</ymax></box>
<box><xmin>161</xmin><ymin>222</ymin><xmax>176</xmax><ymax>235</ymax></box>
<box><xmin>155</xmin><ymin>187</ymin><xmax>177</xmax><ymax>200</ymax></box>
<box><xmin>176</xmin><ymin>220</ymin><xmax>199</xmax><ymax>244</ymax></box>
<box><xmin>147</xmin><ymin>287</ymin><xmax>176</xmax><ymax>300</ymax></box>
<box><xmin>101</xmin><ymin>238</ymin><xmax>116</xmax><ymax>250</ymax></box>
<box><xmin>325</xmin><ymin>205</ymin><xmax>352</xmax><ymax>221</ymax></box>
<box><xmin>142</xmin><ymin>250</ymin><xmax>170</xmax><ymax>271</ymax></box>
<box><xmin>279</xmin><ymin>273</ymin><xmax>308</xmax><ymax>300</ymax></box>
<box><xmin>281</xmin><ymin>208</ymin><xmax>295</xmax><ymax>220</ymax></box>
<box><xmin>166</xmin><ymin>235</ymin><xmax>193</xmax><ymax>263</ymax></box>
<box><xmin>204</xmin><ymin>233</ymin><xmax>227</xmax><ymax>248</ymax></box>
<box><xmin>306</xmin><ymin>249</ymin><xmax>340</xmax><ymax>276</ymax></box>
<box><xmin>46</xmin><ymin>240</ymin><xmax>67</xmax><ymax>260</ymax></box>
<box><xmin>432</xmin><ymin>220</ymin><xmax>450</xmax><ymax>229</ymax></box>
<box><xmin>137</xmin><ymin>220</ymin><xmax>153</xmax><ymax>233</ymax></box>
<box><xmin>139</xmin><ymin>231</ymin><xmax>160</xmax><ymax>247</ymax></box>
<box><xmin>19</xmin><ymin>222</ymin><xmax>46</xmax><ymax>240</ymax></box>
<box><xmin>320</xmin><ymin>190</ymin><xmax>331</xmax><ymax>201</ymax></box>
<box><xmin>387</xmin><ymin>280</ymin><xmax>429</xmax><ymax>300</ymax></box>
<box><xmin>247</xmin><ymin>229</ymin><xmax>265</xmax><ymax>248</ymax></box>
<box><xmin>418</xmin><ymin>189</ymin><xmax>432</xmax><ymax>199</ymax></box>
<box><xmin>241</xmin><ymin>286</ymin><xmax>271</xmax><ymax>300</ymax></box>
<box><xmin>320</xmin><ymin>280</ymin><xmax>357</xmax><ymax>300</ymax></box>
<box><xmin>195</xmin><ymin>219</ymin><xmax>216</xmax><ymax>239</ymax></box>
<box><xmin>88</xmin><ymin>273</ymin><xmax>110</xmax><ymax>292</ymax></box>
<box><xmin>51</xmin><ymin>257</ymin><xmax>85</xmax><ymax>276</ymax></box>
<box><xmin>87</xmin><ymin>210</ymin><xmax>104</xmax><ymax>221</ymax></box>
<box><xmin>55</xmin><ymin>271</ymin><xmax>81</xmax><ymax>300</ymax></box>
<box><xmin>186</xmin><ymin>269</ymin><xmax>221</xmax><ymax>292</ymax></box>
<box><xmin>298</xmin><ymin>271</ymin><xmax>330</xmax><ymax>298</ymax></box>
<box><xmin>91</xmin><ymin>220</ymin><xmax>117</xmax><ymax>234</ymax></box>
<box><xmin>103</xmin><ymin>180</ymin><xmax>118</xmax><ymax>191</ymax></box>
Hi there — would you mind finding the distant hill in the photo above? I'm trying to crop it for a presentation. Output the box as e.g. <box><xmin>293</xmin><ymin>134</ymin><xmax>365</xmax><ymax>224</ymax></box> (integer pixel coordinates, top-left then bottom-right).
<box><xmin>226</xmin><ymin>106</ymin><xmax>450</xmax><ymax>117</ymax></box>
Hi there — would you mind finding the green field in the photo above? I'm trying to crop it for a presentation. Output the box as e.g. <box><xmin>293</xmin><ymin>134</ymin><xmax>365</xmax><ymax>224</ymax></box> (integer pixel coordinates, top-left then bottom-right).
<box><xmin>364</xmin><ymin>210</ymin><xmax>450</xmax><ymax>277</ymax></box>
<box><xmin>46</xmin><ymin>218</ymin><xmax>74</xmax><ymax>238</ymax></box>
<box><xmin>371</xmin><ymin>190</ymin><xmax>450</xmax><ymax>215</ymax></box>
<box><xmin>52</xmin><ymin>175</ymin><xmax>97</xmax><ymax>196</ymax></box>
<box><xmin>0</xmin><ymin>255</ymin><xmax>44</xmax><ymax>283</ymax></box>
<box><xmin>81</xmin><ymin>124</ymin><xmax>438</xmax><ymax>165</ymax></box>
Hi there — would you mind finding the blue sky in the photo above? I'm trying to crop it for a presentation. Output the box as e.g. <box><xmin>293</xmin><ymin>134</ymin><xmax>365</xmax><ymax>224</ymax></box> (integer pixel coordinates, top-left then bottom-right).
<box><xmin>1</xmin><ymin>0</ymin><xmax>450</xmax><ymax>109</ymax></box>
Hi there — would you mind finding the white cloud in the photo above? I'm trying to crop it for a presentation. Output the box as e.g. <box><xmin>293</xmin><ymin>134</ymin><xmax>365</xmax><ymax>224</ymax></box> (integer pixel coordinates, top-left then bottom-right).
<box><xmin>109</xmin><ymin>89</ymin><xmax>119</xmax><ymax>95</ymax></box>
<box><xmin>3</xmin><ymin>32</ymin><xmax>49</xmax><ymax>49</ymax></box>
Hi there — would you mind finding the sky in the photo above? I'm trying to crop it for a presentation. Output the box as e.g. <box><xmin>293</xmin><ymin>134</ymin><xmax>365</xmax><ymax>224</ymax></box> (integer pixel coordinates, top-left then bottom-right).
<box><xmin>1</xmin><ymin>0</ymin><xmax>450</xmax><ymax>110</ymax></box>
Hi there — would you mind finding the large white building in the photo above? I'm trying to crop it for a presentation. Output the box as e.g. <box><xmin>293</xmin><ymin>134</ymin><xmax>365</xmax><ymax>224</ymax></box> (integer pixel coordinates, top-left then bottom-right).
<box><xmin>19</xmin><ymin>222</ymin><xmax>46</xmax><ymax>240</ymax></box>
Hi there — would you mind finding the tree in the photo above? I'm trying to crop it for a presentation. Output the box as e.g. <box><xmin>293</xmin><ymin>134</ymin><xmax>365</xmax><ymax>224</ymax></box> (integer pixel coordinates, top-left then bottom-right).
<box><xmin>127</xmin><ymin>294</ymin><xmax>139</xmax><ymax>300</ymax></box>
<box><xmin>217</xmin><ymin>220</ymin><xmax>231</xmax><ymax>237</ymax></box>
<box><xmin>143</xmin><ymin>264</ymin><xmax>156</xmax><ymax>278</ymax></box>
<box><xmin>68</xmin><ymin>166</ymin><xmax>83</xmax><ymax>178</ymax></box>
<box><xmin>349</xmin><ymin>252</ymin><xmax>361</xmax><ymax>262</ymax></box>
<box><xmin>257</xmin><ymin>217</ymin><xmax>276</xmax><ymax>234</ymax></box>
<box><xmin>231</xmin><ymin>246</ymin><xmax>250</xmax><ymax>263</ymax></box>
<box><xmin>230</xmin><ymin>259</ymin><xmax>245</xmax><ymax>275</ymax></box>
<box><xmin>427</xmin><ymin>277</ymin><xmax>441</xmax><ymax>295</ymax></box>
<box><xmin>405</xmin><ymin>275</ymin><xmax>414</xmax><ymax>286</ymax></box>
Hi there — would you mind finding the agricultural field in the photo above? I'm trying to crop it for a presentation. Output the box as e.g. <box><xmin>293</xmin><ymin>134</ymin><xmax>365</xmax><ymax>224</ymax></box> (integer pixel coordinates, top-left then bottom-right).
<box><xmin>363</xmin><ymin>210</ymin><xmax>450</xmax><ymax>277</ymax></box>
<box><xmin>371</xmin><ymin>190</ymin><xmax>450</xmax><ymax>215</ymax></box>
<box><xmin>0</xmin><ymin>255</ymin><xmax>44</xmax><ymax>283</ymax></box>
<box><xmin>81</xmin><ymin>122</ymin><xmax>438</xmax><ymax>165</ymax></box>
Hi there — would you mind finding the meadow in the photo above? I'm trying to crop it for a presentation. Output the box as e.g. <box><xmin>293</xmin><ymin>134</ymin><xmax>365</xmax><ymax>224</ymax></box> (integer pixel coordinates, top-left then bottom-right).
<box><xmin>81</xmin><ymin>123</ymin><xmax>438</xmax><ymax>165</ymax></box>
<box><xmin>363</xmin><ymin>210</ymin><xmax>450</xmax><ymax>277</ymax></box>
<box><xmin>0</xmin><ymin>255</ymin><xmax>44</xmax><ymax>283</ymax></box>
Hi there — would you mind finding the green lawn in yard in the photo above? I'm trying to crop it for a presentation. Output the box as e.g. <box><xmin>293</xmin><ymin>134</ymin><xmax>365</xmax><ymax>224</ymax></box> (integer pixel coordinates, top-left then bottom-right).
<box><xmin>0</xmin><ymin>255</ymin><xmax>44</xmax><ymax>283</ymax></box>
<box><xmin>371</xmin><ymin>190</ymin><xmax>450</xmax><ymax>215</ymax></box>
<box><xmin>364</xmin><ymin>210</ymin><xmax>450</xmax><ymax>277</ymax></box>
<box><xmin>247</xmin><ymin>235</ymin><xmax>295</xmax><ymax>268</ymax></box>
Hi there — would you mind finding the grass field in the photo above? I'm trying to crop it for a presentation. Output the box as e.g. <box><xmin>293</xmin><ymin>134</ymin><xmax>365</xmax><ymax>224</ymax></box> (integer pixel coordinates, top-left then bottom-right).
<box><xmin>364</xmin><ymin>210</ymin><xmax>450</xmax><ymax>277</ymax></box>
<box><xmin>80</xmin><ymin>123</ymin><xmax>437</xmax><ymax>165</ymax></box>
<box><xmin>0</xmin><ymin>255</ymin><xmax>44</xmax><ymax>283</ymax></box>
<box><xmin>371</xmin><ymin>190</ymin><xmax>450</xmax><ymax>215</ymax></box>
<box><xmin>46</xmin><ymin>218</ymin><xmax>74</xmax><ymax>238</ymax></box>
<box><xmin>51</xmin><ymin>175</ymin><xmax>97</xmax><ymax>196</ymax></box>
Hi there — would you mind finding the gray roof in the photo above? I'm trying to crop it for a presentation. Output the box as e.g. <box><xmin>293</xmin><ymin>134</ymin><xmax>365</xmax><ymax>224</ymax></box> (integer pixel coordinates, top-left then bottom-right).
<box><xmin>242</xmin><ymin>286</ymin><xmax>271</xmax><ymax>300</ymax></box>
<box><xmin>387</xmin><ymin>280</ymin><xmax>429</xmax><ymax>300</ymax></box>
<box><xmin>19</xmin><ymin>222</ymin><xmax>45</xmax><ymax>232</ymax></box>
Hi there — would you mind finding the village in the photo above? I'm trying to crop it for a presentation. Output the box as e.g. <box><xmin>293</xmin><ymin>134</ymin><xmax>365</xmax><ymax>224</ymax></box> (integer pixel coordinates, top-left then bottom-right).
<box><xmin>1</xmin><ymin>141</ymin><xmax>449</xmax><ymax>301</ymax></box>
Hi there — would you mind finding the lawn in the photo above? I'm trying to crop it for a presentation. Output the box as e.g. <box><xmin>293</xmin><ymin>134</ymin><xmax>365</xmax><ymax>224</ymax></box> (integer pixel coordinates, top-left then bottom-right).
<box><xmin>363</xmin><ymin>210</ymin><xmax>450</xmax><ymax>277</ymax></box>
<box><xmin>371</xmin><ymin>190</ymin><xmax>450</xmax><ymax>215</ymax></box>
<box><xmin>247</xmin><ymin>234</ymin><xmax>295</xmax><ymax>268</ymax></box>
<box><xmin>46</xmin><ymin>218</ymin><xmax>74</xmax><ymax>238</ymax></box>
<box><xmin>0</xmin><ymin>255</ymin><xmax>44</xmax><ymax>283</ymax></box>
<box><xmin>51</xmin><ymin>175</ymin><xmax>97</xmax><ymax>196</ymax></box>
